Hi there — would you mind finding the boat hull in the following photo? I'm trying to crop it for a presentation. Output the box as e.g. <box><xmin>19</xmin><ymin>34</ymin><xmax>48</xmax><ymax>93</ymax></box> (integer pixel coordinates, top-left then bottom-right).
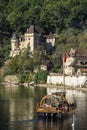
<box><xmin>36</xmin><ymin>92</ymin><xmax>77</xmax><ymax>118</ymax></box>
<box><xmin>36</xmin><ymin>105</ymin><xmax>76</xmax><ymax>118</ymax></box>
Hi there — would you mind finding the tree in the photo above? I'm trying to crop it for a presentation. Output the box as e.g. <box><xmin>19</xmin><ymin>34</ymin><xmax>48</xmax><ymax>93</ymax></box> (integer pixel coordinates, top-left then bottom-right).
<box><xmin>35</xmin><ymin>70</ymin><xmax>47</xmax><ymax>84</ymax></box>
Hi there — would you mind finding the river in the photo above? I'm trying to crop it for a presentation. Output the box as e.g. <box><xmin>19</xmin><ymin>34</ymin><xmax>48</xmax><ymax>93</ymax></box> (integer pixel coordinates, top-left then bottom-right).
<box><xmin>0</xmin><ymin>86</ymin><xmax>87</xmax><ymax>130</ymax></box>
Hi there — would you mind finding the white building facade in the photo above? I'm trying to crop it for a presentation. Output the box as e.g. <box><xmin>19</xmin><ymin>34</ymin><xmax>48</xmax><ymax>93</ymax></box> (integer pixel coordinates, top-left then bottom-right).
<box><xmin>47</xmin><ymin>73</ymin><xmax>87</xmax><ymax>87</ymax></box>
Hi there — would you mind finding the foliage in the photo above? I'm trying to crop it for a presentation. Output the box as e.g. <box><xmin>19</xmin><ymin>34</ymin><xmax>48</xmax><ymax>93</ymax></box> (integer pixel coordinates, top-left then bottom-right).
<box><xmin>34</xmin><ymin>70</ymin><xmax>47</xmax><ymax>84</ymax></box>
<box><xmin>1</xmin><ymin>49</ymin><xmax>48</xmax><ymax>83</ymax></box>
<box><xmin>0</xmin><ymin>0</ymin><xmax>87</xmax><ymax>81</ymax></box>
<box><xmin>0</xmin><ymin>75</ymin><xmax>4</xmax><ymax>82</ymax></box>
<box><xmin>33</xmin><ymin>46</ymin><xmax>48</xmax><ymax>66</ymax></box>
<box><xmin>1</xmin><ymin>0</ymin><xmax>87</xmax><ymax>34</ymax></box>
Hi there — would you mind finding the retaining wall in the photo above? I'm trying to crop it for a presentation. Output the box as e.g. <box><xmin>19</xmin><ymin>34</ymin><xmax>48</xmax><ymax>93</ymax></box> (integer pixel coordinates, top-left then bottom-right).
<box><xmin>47</xmin><ymin>74</ymin><xmax>87</xmax><ymax>87</ymax></box>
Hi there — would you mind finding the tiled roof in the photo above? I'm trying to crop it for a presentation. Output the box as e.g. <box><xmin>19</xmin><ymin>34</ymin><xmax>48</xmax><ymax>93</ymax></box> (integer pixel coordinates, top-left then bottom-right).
<box><xmin>46</xmin><ymin>32</ymin><xmax>55</xmax><ymax>39</ymax></box>
<box><xmin>12</xmin><ymin>33</ymin><xmax>17</xmax><ymax>40</ymax></box>
<box><xmin>26</xmin><ymin>25</ymin><xmax>38</xmax><ymax>33</ymax></box>
<box><xmin>69</xmin><ymin>48</ymin><xmax>87</xmax><ymax>57</ymax></box>
<box><xmin>75</xmin><ymin>48</ymin><xmax>87</xmax><ymax>56</ymax></box>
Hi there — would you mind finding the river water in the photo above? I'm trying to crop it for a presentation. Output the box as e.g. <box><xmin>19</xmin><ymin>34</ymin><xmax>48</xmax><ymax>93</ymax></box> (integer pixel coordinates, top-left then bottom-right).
<box><xmin>0</xmin><ymin>86</ymin><xmax>87</xmax><ymax>130</ymax></box>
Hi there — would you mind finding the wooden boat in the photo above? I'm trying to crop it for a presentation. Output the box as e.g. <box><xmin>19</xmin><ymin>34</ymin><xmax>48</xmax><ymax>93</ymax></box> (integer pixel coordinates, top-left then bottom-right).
<box><xmin>36</xmin><ymin>92</ymin><xmax>77</xmax><ymax>117</ymax></box>
<box><xmin>36</xmin><ymin>53</ymin><xmax>77</xmax><ymax>118</ymax></box>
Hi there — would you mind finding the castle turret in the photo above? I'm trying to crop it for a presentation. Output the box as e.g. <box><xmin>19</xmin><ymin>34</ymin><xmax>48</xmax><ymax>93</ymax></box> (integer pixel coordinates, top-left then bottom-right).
<box><xmin>10</xmin><ymin>33</ymin><xmax>20</xmax><ymax>57</ymax></box>
<box><xmin>11</xmin><ymin>33</ymin><xmax>18</xmax><ymax>51</ymax></box>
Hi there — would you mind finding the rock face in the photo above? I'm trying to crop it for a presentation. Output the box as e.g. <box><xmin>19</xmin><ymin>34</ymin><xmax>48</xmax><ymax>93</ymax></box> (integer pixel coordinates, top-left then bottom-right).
<box><xmin>4</xmin><ymin>75</ymin><xmax>19</xmax><ymax>86</ymax></box>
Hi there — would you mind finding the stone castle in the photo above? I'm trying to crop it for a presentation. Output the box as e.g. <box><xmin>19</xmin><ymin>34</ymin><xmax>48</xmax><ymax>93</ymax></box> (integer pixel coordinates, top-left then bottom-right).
<box><xmin>10</xmin><ymin>25</ymin><xmax>40</xmax><ymax>57</ymax></box>
<box><xmin>10</xmin><ymin>25</ymin><xmax>55</xmax><ymax>57</ymax></box>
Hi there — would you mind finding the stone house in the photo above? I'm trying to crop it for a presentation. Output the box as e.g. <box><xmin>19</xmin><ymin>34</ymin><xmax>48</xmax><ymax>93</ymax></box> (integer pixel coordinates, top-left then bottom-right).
<box><xmin>64</xmin><ymin>48</ymin><xmax>87</xmax><ymax>75</ymax></box>
<box><xmin>46</xmin><ymin>32</ymin><xmax>55</xmax><ymax>47</ymax></box>
<box><xmin>40</xmin><ymin>64</ymin><xmax>47</xmax><ymax>71</ymax></box>
<box><xmin>41</xmin><ymin>32</ymin><xmax>55</xmax><ymax>55</ymax></box>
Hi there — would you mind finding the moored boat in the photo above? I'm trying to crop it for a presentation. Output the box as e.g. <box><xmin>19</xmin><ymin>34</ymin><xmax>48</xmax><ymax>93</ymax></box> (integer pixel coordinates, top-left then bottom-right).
<box><xmin>36</xmin><ymin>92</ymin><xmax>77</xmax><ymax>118</ymax></box>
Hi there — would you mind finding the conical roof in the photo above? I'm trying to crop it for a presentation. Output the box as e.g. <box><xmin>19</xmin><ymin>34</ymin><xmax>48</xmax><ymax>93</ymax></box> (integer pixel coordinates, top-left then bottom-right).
<box><xmin>12</xmin><ymin>33</ymin><xmax>17</xmax><ymax>40</ymax></box>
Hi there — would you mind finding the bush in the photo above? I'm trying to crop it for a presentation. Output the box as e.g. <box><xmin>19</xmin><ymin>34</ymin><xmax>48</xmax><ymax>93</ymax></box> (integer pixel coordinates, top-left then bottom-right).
<box><xmin>34</xmin><ymin>70</ymin><xmax>47</xmax><ymax>84</ymax></box>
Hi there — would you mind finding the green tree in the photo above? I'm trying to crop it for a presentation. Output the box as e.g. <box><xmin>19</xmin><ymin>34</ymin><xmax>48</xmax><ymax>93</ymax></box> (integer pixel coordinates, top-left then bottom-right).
<box><xmin>35</xmin><ymin>70</ymin><xmax>47</xmax><ymax>84</ymax></box>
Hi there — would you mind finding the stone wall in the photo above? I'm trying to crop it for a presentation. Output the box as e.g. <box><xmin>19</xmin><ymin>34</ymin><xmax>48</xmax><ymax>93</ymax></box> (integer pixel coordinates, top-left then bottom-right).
<box><xmin>4</xmin><ymin>75</ymin><xmax>19</xmax><ymax>86</ymax></box>
<box><xmin>47</xmin><ymin>74</ymin><xmax>87</xmax><ymax>87</ymax></box>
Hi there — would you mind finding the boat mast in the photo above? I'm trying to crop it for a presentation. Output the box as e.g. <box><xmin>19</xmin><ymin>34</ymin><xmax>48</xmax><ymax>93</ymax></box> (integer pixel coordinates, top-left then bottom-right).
<box><xmin>63</xmin><ymin>53</ymin><xmax>66</xmax><ymax>92</ymax></box>
<box><xmin>63</xmin><ymin>64</ymin><xmax>65</xmax><ymax>92</ymax></box>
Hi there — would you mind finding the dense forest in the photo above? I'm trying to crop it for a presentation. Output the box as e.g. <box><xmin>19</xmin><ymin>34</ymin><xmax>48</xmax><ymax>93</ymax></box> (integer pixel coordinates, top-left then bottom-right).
<box><xmin>0</xmin><ymin>0</ymin><xmax>87</xmax><ymax>83</ymax></box>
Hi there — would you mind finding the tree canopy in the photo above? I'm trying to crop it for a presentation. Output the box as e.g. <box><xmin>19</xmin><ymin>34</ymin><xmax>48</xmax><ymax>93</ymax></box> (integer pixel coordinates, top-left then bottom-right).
<box><xmin>0</xmin><ymin>0</ymin><xmax>87</xmax><ymax>76</ymax></box>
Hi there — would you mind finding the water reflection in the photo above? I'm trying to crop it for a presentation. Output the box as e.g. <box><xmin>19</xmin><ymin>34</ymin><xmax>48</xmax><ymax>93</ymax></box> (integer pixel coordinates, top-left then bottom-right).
<box><xmin>0</xmin><ymin>86</ymin><xmax>87</xmax><ymax>130</ymax></box>
<box><xmin>36</xmin><ymin>118</ymin><xmax>64</xmax><ymax>130</ymax></box>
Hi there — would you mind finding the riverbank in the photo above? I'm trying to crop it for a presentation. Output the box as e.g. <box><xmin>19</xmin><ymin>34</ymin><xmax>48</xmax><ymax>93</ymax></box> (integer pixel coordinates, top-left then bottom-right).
<box><xmin>1</xmin><ymin>80</ymin><xmax>87</xmax><ymax>93</ymax></box>
<box><xmin>36</xmin><ymin>83</ymin><xmax>87</xmax><ymax>92</ymax></box>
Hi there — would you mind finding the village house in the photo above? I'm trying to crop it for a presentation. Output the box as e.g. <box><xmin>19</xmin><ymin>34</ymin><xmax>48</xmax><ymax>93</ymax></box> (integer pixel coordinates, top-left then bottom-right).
<box><xmin>47</xmin><ymin>48</ymin><xmax>87</xmax><ymax>87</ymax></box>
<box><xmin>41</xmin><ymin>32</ymin><xmax>55</xmax><ymax>55</ymax></box>
<box><xmin>40</xmin><ymin>61</ymin><xmax>53</xmax><ymax>71</ymax></box>
<box><xmin>10</xmin><ymin>26</ymin><xmax>56</xmax><ymax>57</ymax></box>
<box><xmin>63</xmin><ymin>48</ymin><xmax>87</xmax><ymax>75</ymax></box>
<box><xmin>46</xmin><ymin>32</ymin><xmax>55</xmax><ymax>47</ymax></box>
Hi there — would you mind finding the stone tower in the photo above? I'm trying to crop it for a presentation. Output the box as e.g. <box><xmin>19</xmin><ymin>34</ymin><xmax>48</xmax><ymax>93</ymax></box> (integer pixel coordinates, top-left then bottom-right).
<box><xmin>11</xmin><ymin>33</ymin><xmax>18</xmax><ymax>51</ymax></box>
<box><xmin>10</xmin><ymin>33</ymin><xmax>20</xmax><ymax>57</ymax></box>
<box><xmin>23</xmin><ymin>25</ymin><xmax>39</xmax><ymax>53</ymax></box>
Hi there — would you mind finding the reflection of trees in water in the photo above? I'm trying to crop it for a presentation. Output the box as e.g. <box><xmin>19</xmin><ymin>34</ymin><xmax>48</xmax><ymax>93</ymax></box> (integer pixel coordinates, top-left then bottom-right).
<box><xmin>34</xmin><ymin>87</ymin><xmax>47</xmax><ymax>103</ymax></box>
